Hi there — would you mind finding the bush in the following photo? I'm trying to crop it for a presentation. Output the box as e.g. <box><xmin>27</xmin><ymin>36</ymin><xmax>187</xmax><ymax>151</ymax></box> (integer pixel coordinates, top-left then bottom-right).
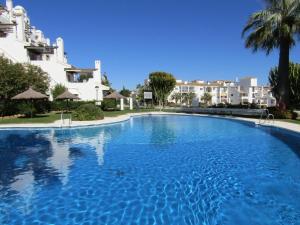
<box><xmin>18</xmin><ymin>103</ymin><xmax>36</xmax><ymax>117</ymax></box>
<box><xmin>101</xmin><ymin>99</ymin><xmax>117</xmax><ymax>111</ymax></box>
<box><xmin>73</xmin><ymin>104</ymin><xmax>104</xmax><ymax>121</ymax></box>
<box><xmin>199</xmin><ymin>103</ymin><xmax>208</xmax><ymax>108</ymax></box>
<box><xmin>267</xmin><ymin>107</ymin><xmax>297</xmax><ymax>119</ymax></box>
<box><xmin>167</xmin><ymin>102</ymin><xmax>176</xmax><ymax>107</ymax></box>
<box><xmin>50</xmin><ymin>100</ymin><xmax>95</xmax><ymax>111</ymax></box>
<box><xmin>51</xmin><ymin>84</ymin><xmax>66</xmax><ymax>99</ymax></box>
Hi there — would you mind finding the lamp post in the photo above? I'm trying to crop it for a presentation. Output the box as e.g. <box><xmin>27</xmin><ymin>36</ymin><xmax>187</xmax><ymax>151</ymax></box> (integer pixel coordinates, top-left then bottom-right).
<box><xmin>95</xmin><ymin>85</ymin><xmax>99</xmax><ymax>104</ymax></box>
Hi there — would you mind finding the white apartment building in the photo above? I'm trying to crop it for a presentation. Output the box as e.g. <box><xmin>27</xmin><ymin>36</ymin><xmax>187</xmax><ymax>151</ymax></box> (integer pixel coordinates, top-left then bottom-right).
<box><xmin>168</xmin><ymin>77</ymin><xmax>276</xmax><ymax>107</ymax></box>
<box><xmin>0</xmin><ymin>0</ymin><xmax>109</xmax><ymax>101</ymax></box>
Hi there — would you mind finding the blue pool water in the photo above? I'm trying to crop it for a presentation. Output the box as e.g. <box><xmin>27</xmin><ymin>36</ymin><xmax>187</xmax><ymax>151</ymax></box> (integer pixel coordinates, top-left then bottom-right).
<box><xmin>0</xmin><ymin>115</ymin><xmax>300</xmax><ymax>225</ymax></box>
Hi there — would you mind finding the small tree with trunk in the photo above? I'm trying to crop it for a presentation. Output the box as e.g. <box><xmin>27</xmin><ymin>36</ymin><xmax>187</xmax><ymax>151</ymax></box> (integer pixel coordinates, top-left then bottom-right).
<box><xmin>149</xmin><ymin>72</ymin><xmax>176</xmax><ymax>109</ymax></box>
<box><xmin>120</xmin><ymin>86</ymin><xmax>131</xmax><ymax>97</ymax></box>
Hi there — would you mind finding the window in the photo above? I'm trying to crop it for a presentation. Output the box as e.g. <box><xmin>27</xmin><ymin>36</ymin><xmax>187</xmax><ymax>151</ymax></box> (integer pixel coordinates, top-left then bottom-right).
<box><xmin>189</xmin><ymin>87</ymin><xmax>195</xmax><ymax>92</ymax></box>
<box><xmin>181</xmin><ymin>86</ymin><xmax>189</xmax><ymax>92</ymax></box>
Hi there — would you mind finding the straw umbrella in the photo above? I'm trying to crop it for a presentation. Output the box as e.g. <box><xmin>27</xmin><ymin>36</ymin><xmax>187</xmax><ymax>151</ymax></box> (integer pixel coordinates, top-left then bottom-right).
<box><xmin>104</xmin><ymin>91</ymin><xmax>126</xmax><ymax>100</ymax></box>
<box><xmin>55</xmin><ymin>90</ymin><xmax>80</xmax><ymax>112</ymax></box>
<box><xmin>104</xmin><ymin>91</ymin><xmax>126</xmax><ymax>110</ymax></box>
<box><xmin>11</xmin><ymin>87</ymin><xmax>48</xmax><ymax>118</ymax></box>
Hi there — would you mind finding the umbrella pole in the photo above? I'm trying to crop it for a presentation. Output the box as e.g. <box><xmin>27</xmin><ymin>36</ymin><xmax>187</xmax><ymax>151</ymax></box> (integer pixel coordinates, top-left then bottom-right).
<box><xmin>31</xmin><ymin>100</ymin><xmax>33</xmax><ymax>118</ymax></box>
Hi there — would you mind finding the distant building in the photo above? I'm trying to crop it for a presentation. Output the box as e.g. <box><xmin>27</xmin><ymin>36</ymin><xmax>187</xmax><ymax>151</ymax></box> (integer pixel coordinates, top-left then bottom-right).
<box><xmin>0</xmin><ymin>0</ymin><xmax>109</xmax><ymax>100</ymax></box>
<box><xmin>168</xmin><ymin>77</ymin><xmax>276</xmax><ymax>107</ymax></box>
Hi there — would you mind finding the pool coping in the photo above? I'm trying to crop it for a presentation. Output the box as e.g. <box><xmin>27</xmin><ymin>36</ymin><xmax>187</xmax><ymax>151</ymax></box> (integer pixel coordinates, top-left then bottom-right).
<box><xmin>0</xmin><ymin>112</ymin><xmax>299</xmax><ymax>134</ymax></box>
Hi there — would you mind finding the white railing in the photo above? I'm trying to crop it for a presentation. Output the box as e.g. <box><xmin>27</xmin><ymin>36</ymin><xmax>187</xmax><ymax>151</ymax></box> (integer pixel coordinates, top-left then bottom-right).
<box><xmin>60</xmin><ymin>112</ymin><xmax>72</xmax><ymax>127</ymax></box>
<box><xmin>258</xmin><ymin>109</ymin><xmax>274</xmax><ymax>125</ymax></box>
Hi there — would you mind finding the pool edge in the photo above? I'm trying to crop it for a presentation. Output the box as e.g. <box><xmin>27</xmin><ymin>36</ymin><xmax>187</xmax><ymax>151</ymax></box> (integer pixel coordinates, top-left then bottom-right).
<box><xmin>0</xmin><ymin>112</ymin><xmax>299</xmax><ymax>134</ymax></box>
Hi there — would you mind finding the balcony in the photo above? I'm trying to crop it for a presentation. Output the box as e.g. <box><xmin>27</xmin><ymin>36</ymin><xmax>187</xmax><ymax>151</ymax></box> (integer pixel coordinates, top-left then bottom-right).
<box><xmin>65</xmin><ymin>68</ymin><xmax>96</xmax><ymax>83</ymax></box>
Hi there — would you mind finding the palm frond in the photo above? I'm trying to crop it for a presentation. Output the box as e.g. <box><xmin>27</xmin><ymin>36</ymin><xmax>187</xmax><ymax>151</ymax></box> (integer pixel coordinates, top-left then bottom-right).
<box><xmin>242</xmin><ymin>0</ymin><xmax>299</xmax><ymax>54</ymax></box>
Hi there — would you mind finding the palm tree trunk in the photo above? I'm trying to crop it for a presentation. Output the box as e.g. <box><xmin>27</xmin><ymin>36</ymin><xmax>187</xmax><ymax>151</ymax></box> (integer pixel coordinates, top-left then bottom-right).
<box><xmin>278</xmin><ymin>39</ymin><xmax>290</xmax><ymax>110</ymax></box>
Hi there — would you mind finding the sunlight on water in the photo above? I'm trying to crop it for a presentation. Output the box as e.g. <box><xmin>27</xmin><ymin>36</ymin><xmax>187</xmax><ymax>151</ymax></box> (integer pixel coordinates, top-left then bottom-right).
<box><xmin>0</xmin><ymin>115</ymin><xmax>299</xmax><ymax>224</ymax></box>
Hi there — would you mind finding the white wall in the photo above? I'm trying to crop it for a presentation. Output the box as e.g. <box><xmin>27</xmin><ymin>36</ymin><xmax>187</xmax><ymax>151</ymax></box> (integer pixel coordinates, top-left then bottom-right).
<box><xmin>0</xmin><ymin>0</ymin><xmax>107</xmax><ymax>101</ymax></box>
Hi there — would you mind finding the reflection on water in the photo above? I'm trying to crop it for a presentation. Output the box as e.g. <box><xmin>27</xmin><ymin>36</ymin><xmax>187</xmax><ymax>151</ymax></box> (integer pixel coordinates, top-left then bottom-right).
<box><xmin>0</xmin><ymin>125</ymin><xmax>115</xmax><ymax>213</ymax></box>
<box><xmin>140</xmin><ymin>115</ymin><xmax>177</xmax><ymax>147</ymax></box>
<box><xmin>1</xmin><ymin>116</ymin><xmax>299</xmax><ymax>224</ymax></box>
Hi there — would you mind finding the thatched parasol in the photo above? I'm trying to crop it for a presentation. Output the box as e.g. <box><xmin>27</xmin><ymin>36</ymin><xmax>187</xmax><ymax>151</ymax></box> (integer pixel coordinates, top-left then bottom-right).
<box><xmin>55</xmin><ymin>90</ymin><xmax>80</xmax><ymax>113</ymax></box>
<box><xmin>11</xmin><ymin>87</ymin><xmax>48</xmax><ymax>100</ymax></box>
<box><xmin>104</xmin><ymin>91</ymin><xmax>126</xmax><ymax>110</ymax></box>
<box><xmin>56</xmin><ymin>90</ymin><xmax>80</xmax><ymax>100</ymax></box>
<box><xmin>11</xmin><ymin>87</ymin><xmax>48</xmax><ymax>118</ymax></box>
<box><xmin>104</xmin><ymin>91</ymin><xmax>125</xmax><ymax>100</ymax></box>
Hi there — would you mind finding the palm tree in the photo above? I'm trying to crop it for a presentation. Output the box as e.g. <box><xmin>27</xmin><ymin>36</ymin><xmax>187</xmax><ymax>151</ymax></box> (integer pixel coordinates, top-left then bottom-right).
<box><xmin>242</xmin><ymin>0</ymin><xmax>300</xmax><ymax>110</ymax></box>
<box><xmin>185</xmin><ymin>92</ymin><xmax>196</xmax><ymax>106</ymax></box>
<box><xmin>171</xmin><ymin>92</ymin><xmax>182</xmax><ymax>105</ymax></box>
<box><xmin>201</xmin><ymin>92</ymin><xmax>212</xmax><ymax>105</ymax></box>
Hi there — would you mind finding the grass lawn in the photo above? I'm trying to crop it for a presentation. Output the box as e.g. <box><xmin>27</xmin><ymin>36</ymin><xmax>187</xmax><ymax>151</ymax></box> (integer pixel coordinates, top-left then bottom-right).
<box><xmin>1</xmin><ymin>109</ymin><xmax>299</xmax><ymax>125</ymax></box>
<box><xmin>0</xmin><ymin>109</ymin><xmax>160</xmax><ymax>124</ymax></box>
<box><xmin>0</xmin><ymin>112</ymin><xmax>69</xmax><ymax>124</ymax></box>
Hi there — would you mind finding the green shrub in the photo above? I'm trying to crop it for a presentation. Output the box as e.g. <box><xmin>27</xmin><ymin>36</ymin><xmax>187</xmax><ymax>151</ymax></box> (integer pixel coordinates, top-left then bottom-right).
<box><xmin>267</xmin><ymin>107</ymin><xmax>297</xmax><ymax>119</ymax></box>
<box><xmin>167</xmin><ymin>102</ymin><xmax>176</xmax><ymax>107</ymax></box>
<box><xmin>101</xmin><ymin>99</ymin><xmax>117</xmax><ymax>111</ymax></box>
<box><xmin>33</xmin><ymin>100</ymin><xmax>51</xmax><ymax>114</ymax></box>
<box><xmin>73</xmin><ymin>104</ymin><xmax>104</xmax><ymax>121</ymax></box>
<box><xmin>51</xmin><ymin>84</ymin><xmax>67</xmax><ymax>99</ymax></box>
<box><xmin>18</xmin><ymin>102</ymin><xmax>36</xmax><ymax>117</ymax></box>
<box><xmin>50</xmin><ymin>100</ymin><xmax>95</xmax><ymax>111</ymax></box>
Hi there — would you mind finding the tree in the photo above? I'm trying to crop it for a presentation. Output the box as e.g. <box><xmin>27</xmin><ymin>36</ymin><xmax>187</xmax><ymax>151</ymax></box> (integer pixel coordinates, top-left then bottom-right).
<box><xmin>102</xmin><ymin>72</ymin><xmax>111</xmax><ymax>87</ymax></box>
<box><xmin>181</xmin><ymin>92</ymin><xmax>196</xmax><ymax>106</ymax></box>
<box><xmin>242</xmin><ymin>0</ymin><xmax>300</xmax><ymax>110</ymax></box>
<box><xmin>102</xmin><ymin>72</ymin><xmax>114</xmax><ymax>95</ymax></box>
<box><xmin>184</xmin><ymin>92</ymin><xmax>196</xmax><ymax>106</ymax></box>
<box><xmin>201</xmin><ymin>92</ymin><xmax>212</xmax><ymax>105</ymax></box>
<box><xmin>0</xmin><ymin>57</ymin><xmax>49</xmax><ymax>116</ymax></box>
<box><xmin>269</xmin><ymin>62</ymin><xmax>300</xmax><ymax>107</ymax></box>
<box><xmin>171</xmin><ymin>92</ymin><xmax>182</xmax><ymax>105</ymax></box>
<box><xmin>51</xmin><ymin>84</ymin><xmax>67</xmax><ymax>99</ymax></box>
<box><xmin>149</xmin><ymin>72</ymin><xmax>176</xmax><ymax>109</ymax></box>
<box><xmin>120</xmin><ymin>86</ymin><xmax>131</xmax><ymax>97</ymax></box>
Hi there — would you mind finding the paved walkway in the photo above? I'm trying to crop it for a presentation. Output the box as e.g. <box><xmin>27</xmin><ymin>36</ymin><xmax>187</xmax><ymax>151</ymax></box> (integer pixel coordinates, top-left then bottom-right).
<box><xmin>0</xmin><ymin>112</ymin><xmax>299</xmax><ymax>133</ymax></box>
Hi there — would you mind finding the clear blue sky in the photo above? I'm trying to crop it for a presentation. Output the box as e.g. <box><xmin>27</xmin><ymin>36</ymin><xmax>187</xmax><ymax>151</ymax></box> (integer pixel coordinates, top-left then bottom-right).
<box><xmin>14</xmin><ymin>0</ymin><xmax>299</xmax><ymax>89</ymax></box>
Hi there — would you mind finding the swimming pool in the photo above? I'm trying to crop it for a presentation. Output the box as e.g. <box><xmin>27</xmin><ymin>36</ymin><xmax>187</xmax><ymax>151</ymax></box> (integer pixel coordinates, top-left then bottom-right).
<box><xmin>0</xmin><ymin>115</ymin><xmax>300</xmax><ymax>224</ymax></box>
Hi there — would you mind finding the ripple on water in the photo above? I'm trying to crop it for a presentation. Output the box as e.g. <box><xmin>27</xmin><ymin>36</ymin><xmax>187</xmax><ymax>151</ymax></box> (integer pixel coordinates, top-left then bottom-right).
<box><xmin>0</xmin><ymin>116</ymin><xmax>300</xmax><ymax>224</ymax></box>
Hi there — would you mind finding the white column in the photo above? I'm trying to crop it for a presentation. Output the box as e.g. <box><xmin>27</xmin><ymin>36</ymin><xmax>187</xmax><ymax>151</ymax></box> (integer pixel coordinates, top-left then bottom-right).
<box><xmin>120</xmin><ymin>99</ymin><xmax>124</xmax><ymax>111</ymax></box>
<box><xmin>129</xmin><ymin>98</ymin><xmax>133</xmax><ymax>110</ymax></box>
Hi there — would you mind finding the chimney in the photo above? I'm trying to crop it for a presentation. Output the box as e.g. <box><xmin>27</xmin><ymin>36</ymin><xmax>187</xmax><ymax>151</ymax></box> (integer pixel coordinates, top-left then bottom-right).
<box><xmin>94</xmin><ymin>60</ymin><xmax>101</xmax><ymax>82</ymax></box>
<box><xmin>6</xmin><ymin>0</ymin><xmax>13</xmax><ymax>11</ymax></box>
<box><xmin>56</xmin><ymin>37</ymin><xmax>64</xmax><ymax>62</ymax></box>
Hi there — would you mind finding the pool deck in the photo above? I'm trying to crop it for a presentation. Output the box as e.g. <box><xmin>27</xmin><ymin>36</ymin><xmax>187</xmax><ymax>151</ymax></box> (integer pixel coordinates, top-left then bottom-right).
<box><xmin>0</xmin><ymin>112</ymin><xmax>299</xmax><ymax>133</ymax></box>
